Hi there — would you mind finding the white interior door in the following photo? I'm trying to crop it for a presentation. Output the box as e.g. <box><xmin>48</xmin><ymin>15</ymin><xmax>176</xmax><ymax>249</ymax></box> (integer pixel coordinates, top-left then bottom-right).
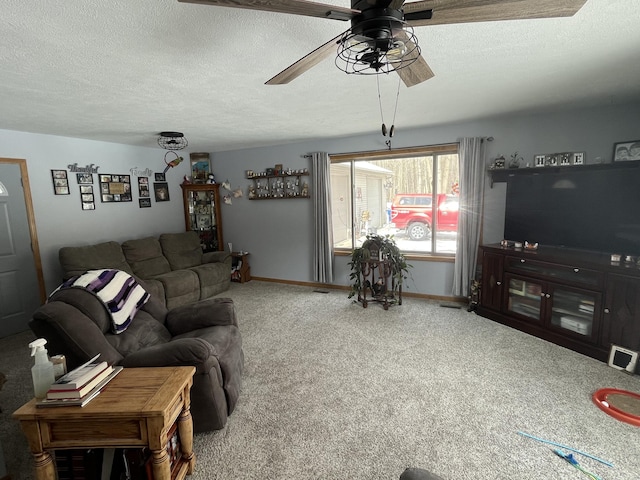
<box><xmin>0</xmin><ymin>162</ymin><xmax>41</xmax><ymax>337</ymax></box>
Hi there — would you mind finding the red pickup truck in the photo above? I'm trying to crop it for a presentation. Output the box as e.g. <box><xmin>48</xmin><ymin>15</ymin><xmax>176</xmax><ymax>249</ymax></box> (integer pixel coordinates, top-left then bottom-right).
<box><xmin>390</xmin><ymin>193</ymin><xmax>459</xmax><ymax>240</ymax></box>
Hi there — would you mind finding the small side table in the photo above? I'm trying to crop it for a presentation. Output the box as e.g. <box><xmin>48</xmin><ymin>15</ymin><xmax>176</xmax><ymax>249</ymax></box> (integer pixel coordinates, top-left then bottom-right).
<box><xmin>13</xmin><ymin>366</ymin><xmax>196</xmax><ymax>480</ymax></box>
<box><xmin>231</xmin><ymin>252</ymin><xmax>251</xmax><ymax>283</ymax></box>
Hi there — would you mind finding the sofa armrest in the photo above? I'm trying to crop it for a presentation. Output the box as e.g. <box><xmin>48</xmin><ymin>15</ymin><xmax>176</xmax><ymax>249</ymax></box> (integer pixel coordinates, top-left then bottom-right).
<box><xmin>202</xmin><ymin>251</ymin><xmax>231</xmax><ymax>265</ymax></box>
<box><xmin>165</xmin><ymin>297</ymin><xmax>238</xmax><ymax>336</ymax></box>
<box><xmin>119</xmin><ymin>338</ymin><xmax>216</xmax><ymax>368</ymax></box>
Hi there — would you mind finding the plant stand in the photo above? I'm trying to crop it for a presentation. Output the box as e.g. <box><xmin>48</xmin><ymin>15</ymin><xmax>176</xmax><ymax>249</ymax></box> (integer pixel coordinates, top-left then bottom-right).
<box><xmin>356</xmin><ymin>259</ymin><xmax>402</xmax><ymax>310</ymax></box>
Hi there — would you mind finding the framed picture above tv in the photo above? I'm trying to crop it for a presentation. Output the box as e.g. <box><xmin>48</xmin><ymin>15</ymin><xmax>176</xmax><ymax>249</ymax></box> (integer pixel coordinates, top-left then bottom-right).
<box><xmin>613</xmin><ymin>140</ymin><xmax>640</xmax><ymax>162</ymax></box>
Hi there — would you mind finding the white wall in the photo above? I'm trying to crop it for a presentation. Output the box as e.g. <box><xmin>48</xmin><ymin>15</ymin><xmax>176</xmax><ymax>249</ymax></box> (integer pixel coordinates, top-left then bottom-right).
<box><xmin>1</xmin><ymin>101</ymin><xmax>638</xmax><ymax>299</ymax></box>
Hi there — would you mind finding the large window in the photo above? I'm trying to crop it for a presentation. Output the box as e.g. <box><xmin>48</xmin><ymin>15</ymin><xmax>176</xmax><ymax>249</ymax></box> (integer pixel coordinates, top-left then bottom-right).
<box><xmin>330</xmin><ymin>145</ymin><xmax>459</xmax><ymax>255</ymax></box>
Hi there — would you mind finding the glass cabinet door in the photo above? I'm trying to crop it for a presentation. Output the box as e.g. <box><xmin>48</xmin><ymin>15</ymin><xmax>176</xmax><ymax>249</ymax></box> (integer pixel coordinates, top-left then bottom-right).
<box><xmin>548</xmin><ymin>286</ymin><xmax>600</xmax><ymax>342</ymax></box>
<box><xmin>181</xmin><ymin>184</ymin><xmax>223</xmax><ymax>252</ymax></box>
<box><xmin>188</xmin><ymin>190</ymin><xmax>216</xmax><ymax>231</ymax></box>
<box><xmin>506</xmin><ymin>274</ymin><xmax>543</xmax><ymax>322</ymax></box>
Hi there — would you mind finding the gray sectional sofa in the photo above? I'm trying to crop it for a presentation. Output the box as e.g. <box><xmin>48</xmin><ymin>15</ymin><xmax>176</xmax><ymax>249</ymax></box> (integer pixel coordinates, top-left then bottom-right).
<box><xmin>59</xmin><ymin>231</ymin><xmax>231</xmax><ymax>309</ymax></box>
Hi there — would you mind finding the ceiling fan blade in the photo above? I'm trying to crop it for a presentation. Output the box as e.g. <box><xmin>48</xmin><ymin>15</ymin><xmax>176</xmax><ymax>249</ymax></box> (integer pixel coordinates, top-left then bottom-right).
<box><xmin>404</xmin><ymin>0</ymin><xmax>587</xmax><ymax>27</ymax></box>
<box><xmin>266</xmin><ymin>33</ymin><xmax>344</xmax><ymax>85</ymax></box>
<box><xmin>394</xmin><ymin>30</ymin><xmax>434</xmax><ymax>87</ymax></box>
<box><xmin>178</xmin><ymin>0</ymin><xmax>359</xmax><ymax>21</ymax></box>
<box><xmin>389</xmin><ymin>0</ymin><xmax>406</xmax><ymax>9</ymax></box>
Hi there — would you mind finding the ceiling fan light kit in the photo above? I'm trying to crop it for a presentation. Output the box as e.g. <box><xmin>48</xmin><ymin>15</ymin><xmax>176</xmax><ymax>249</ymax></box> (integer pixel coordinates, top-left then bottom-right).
<box><xmin>335</xmin><ymin>17</ymin><xmax>420</xmax><ymax>76</ymax></box>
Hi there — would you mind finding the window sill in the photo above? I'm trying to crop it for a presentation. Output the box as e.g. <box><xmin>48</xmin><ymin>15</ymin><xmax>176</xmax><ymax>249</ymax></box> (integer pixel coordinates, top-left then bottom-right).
<box><xmin>334</xmin><ymin>249</ymin><xmax>454</xmax><ymax>262</ymax></box>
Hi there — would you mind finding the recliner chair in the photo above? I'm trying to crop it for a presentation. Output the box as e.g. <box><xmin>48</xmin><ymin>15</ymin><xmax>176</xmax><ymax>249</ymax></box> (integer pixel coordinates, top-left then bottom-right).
<box><xmin>30</xmin><ymin>287</ymin><xmax>244</xmax><ymax>433</ymax></box>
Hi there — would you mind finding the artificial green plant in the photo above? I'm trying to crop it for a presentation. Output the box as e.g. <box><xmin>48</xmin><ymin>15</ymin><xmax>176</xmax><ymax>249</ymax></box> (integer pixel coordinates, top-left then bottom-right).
<box><xmin>348</xmin><ymin>234</ymin><xmax>411</xmax><ymax>299</ymax></box>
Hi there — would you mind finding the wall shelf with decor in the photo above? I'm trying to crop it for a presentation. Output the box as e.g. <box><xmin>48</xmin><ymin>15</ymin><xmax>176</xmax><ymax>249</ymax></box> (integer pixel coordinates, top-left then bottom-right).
<box><xmin>181</xmin><ymin>183</ymin><xmax>223</xmax><ymax>252</ymax></box>
<box><xmin>487</xmin><ymin>158</ymin><xmax>640</xmax><ymax>187</ymax></box>
<box><xmin>246</xmin><ymin>167</ymin><xmax>310</xmax><ymax>200</ymax></box>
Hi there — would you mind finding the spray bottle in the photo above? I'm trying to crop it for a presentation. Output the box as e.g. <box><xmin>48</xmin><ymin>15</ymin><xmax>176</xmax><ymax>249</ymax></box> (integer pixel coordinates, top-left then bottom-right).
<box><xmin>29</xmin><ymin>338</ymin><xmax>55</xmax><ymax>399</ymax></box>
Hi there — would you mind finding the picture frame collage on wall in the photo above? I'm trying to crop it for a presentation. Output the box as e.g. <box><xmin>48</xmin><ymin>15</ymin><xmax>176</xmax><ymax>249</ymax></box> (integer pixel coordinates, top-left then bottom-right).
<box><xmin>51</xmin><ymin>170</ymin><xmax>69</xmax><ymax>195</ymax></box>
<box><xmin>99</xmin><ymin>174</ymin><xmax>132</xmax><ymax>203</ymax></box>
<box><xmin>51</xmin><ymin>163</ymin><xmax>184</xmax><ymax>210</ymax></box>
<box><xmin>138</xmin><ymin>177</ymin><xmax>151</xmax><ymax>208</ymax></box>
<box><xmin>77</xmin><ymin>173</ymin><xmax>95</xmax><ymax>210</ymax></box>
<box><xmin>153</xmin><ymin>173</ymin><xmax>170</xmax><ymax>202</ymax></box>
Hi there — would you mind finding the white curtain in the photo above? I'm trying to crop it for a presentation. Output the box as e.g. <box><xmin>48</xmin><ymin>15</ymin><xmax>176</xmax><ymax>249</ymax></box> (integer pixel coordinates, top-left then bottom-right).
<box><xmin>311</xmin><ymin>152</ymin><xmax>334</xmax><ymax>283</ymax></box>
<box><xmin>452</xmin><ymin>138</ymin><xmax>487</xmax><ymax>297</ymax></box>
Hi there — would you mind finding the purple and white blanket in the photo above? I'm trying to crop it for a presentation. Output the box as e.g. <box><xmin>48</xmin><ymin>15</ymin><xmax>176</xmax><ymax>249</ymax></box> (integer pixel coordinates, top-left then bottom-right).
<box><xmin>51</xmin><ymin>269</ymin><xmax>150</xmax><ymax>334</ymax></box>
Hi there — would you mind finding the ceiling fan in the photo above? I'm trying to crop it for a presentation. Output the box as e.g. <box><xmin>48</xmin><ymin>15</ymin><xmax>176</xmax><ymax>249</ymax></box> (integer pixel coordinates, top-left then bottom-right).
<box><xmin>178</xmin><ymin>0</ymin><xmax>587</xmax><ymax>87</ymax></box>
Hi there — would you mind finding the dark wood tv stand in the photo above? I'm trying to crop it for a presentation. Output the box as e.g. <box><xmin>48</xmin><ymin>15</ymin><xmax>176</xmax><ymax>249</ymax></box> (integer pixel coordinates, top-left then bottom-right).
<box><xmin>477</xmin><ymin>244</ymin><xmax>640</xmax><ymax>363</ymax></box>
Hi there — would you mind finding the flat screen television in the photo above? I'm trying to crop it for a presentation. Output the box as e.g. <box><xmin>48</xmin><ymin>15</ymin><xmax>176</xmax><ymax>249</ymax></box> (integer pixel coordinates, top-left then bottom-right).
<box><xmin>504</xmin><ymin>162</ymin><xmax>640</xmax><ymax>256</ymax></box>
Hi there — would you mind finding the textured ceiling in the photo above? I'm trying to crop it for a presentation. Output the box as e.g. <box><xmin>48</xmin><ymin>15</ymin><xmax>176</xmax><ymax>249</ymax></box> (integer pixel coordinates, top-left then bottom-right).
<box><xmin>1</xmin><ymin>0</ymin><xmax>639</xmax><ymax>153</ymax></box>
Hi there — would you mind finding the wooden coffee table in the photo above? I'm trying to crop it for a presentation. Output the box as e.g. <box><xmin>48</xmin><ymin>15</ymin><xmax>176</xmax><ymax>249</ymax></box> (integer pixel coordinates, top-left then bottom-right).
<box><xmin>13</xmin><ymin>366</ymin><xmax>196</xmax><ymax>480</ymax></box>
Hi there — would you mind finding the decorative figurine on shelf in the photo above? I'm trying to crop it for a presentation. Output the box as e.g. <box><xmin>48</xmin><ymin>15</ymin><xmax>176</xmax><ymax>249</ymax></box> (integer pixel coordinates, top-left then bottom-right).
<box><xmin>509</xmin><ymin>152</ymin><xmax>523</xmax><ymax>168</ymax></box>
<box><xmin>490</xmin><ymin>155</ymin><xmax>506</xmax><ymax>169</ymax></box>
<box><xmin>182</xmin><ymin>175</ymin><xmax>192</xmax><ymax>184</ymax></box>
<box><xmin>248</xmin><ymin>185</ymin><xmax>256</xmax><ymax>199</ymax></box>
<box><xmin>206</xmin><ymin>173</ymin><xmax>216</xmax><ymax>184</ymax></box>
<box><xmin>301</xmin><ymin>182</ymin><xmax>309</xmax><ymax>196</ymax></box>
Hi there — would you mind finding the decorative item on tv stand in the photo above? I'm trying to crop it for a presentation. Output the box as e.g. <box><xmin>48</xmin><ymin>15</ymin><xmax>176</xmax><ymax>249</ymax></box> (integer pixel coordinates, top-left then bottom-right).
<box><xmin>246</xmin><ymin>165</ymin><xmax>310</xmax><ymax>200</ymax></box>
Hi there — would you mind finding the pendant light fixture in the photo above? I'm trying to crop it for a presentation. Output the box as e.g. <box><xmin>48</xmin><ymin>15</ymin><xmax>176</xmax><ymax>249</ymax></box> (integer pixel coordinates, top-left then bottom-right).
<box><xmin>158</xmin><ymin>131</ymin><xmax>188</xmax><ymax>151</ymax></box>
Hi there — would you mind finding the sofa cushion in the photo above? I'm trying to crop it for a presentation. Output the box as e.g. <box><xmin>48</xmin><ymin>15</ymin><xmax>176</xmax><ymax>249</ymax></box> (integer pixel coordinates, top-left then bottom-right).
<box><xmin>152</xmin><ymin>269</ymin><xmax>200</xmax><ymax>310</ymax></box>
<box><xmin>105</xmin><ymin>310</ymin><xmax>172</xmax><ymax>357</ymax></box>
<box><xmin>190</xmin><ymin>263</ymin><xmax>232</xmax><ymax>300</ymax></box>
<box><xmin>136</xmin><ymin>278</ymin><xmax>166</xmax><ymax>306</ymax></box>
<box><xmin>159</xmin><ymin>232</ymin><xmax>203</xmax><ymax>270</ymax></box>
<box><xmin>122</xmin><ymin>237</ymin><xmax>172</xmax><ymax>279</ymax></box>
<box><xmin>59</xmin><ymin>241</ymin><xmax>133</xmax><ymax>279</ymax></box>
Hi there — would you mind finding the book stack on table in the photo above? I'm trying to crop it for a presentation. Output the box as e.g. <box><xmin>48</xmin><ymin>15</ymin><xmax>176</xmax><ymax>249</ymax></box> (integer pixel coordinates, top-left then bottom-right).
<box><xmin>37</xmin><ymin>355</ymin><xmax>123</xmax><ymax>407</ymax></box>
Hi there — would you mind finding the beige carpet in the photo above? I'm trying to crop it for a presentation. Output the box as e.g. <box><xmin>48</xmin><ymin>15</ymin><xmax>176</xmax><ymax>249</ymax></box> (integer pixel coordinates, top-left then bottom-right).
<box><xmin>1</xmin><ymin>281</ymin><xmax>640</xmax><ymax>479</ymax></box>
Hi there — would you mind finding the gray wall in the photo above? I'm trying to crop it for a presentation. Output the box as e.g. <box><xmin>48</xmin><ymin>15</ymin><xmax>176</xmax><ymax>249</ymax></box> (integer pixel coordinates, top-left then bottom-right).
<box><xmin>212</xmin><ymin>102</ymin><xmax>639</xmax><ymax>296</ymax></box>
<box><xmin>0</xmin><ymin>129</ymin><xmax>192</xmax><ymax>293</ymax></box>
<box><xmin>1</xmin><ymin>101</ymin><xmax>638</xmax><ymax>298</ymax></box>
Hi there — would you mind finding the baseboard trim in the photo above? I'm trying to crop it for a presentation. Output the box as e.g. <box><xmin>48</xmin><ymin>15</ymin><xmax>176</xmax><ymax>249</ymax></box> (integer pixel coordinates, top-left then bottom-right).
<box><xmin>248</xmin><ymin>277</ymin><xmax>466</xmax><ymax>304</ymax></box>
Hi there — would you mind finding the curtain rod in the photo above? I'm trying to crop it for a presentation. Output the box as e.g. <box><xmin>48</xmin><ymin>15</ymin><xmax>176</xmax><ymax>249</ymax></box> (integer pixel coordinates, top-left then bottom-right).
<box><xmin>301</xmin><ymin>137</ymin><xmax>493</xmax><ymax>159</ymax></box>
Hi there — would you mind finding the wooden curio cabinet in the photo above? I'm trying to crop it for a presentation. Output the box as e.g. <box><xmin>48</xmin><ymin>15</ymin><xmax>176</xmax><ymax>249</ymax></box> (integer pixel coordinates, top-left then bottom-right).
<box><xmin>181</xmin><ymin>183</ymin><xmax>223</xmax><ymax>252</ymax></box>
